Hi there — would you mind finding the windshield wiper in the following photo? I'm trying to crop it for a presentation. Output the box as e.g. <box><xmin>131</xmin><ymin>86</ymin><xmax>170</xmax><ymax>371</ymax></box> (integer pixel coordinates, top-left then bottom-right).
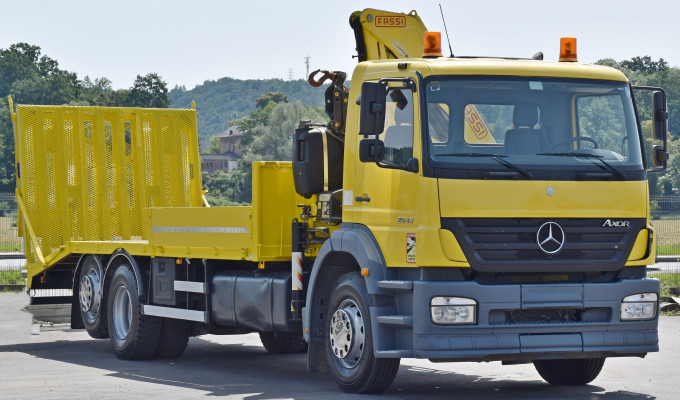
<box><xmin>437</xmin><ymin>153</ymin><xmax>533</xmax><ymax>179</ymax></box>
<box><xmin>536</xmin><ymin>152</ymin><xmax>625</xmax><ymax>180</ymax></box>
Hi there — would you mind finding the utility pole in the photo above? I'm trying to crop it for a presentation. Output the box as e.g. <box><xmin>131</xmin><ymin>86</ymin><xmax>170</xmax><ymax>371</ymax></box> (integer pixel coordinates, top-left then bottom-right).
<box><xmin>287</xmin><ymin>68</ymin><xmax>294</xmax><ymax>81</ymax></box>
<box><xmin>305</xmin><ymin>55</ymin><xmax>311</xmax><ymax>79</ymax></box>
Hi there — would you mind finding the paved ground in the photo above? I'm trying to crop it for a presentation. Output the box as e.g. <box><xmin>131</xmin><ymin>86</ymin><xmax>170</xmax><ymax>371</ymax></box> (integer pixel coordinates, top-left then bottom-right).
<box><xmin>1</xmin><ymin>293</ymin><xmax>679</xmax><ymax>399</ymax></box>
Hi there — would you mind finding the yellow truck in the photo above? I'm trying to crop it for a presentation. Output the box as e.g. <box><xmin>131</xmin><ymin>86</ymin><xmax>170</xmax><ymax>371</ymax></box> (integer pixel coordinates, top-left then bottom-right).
<box><xmin>11</xmin><ymin>9</ymin><xmax>667</xmax><ymax>394</ymax></box>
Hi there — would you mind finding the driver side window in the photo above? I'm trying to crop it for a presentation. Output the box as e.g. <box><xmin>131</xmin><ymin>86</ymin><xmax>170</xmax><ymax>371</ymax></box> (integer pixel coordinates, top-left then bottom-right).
<box><xmin>382</xmin><ymin>89</ymin><xmax>414</xmax><ymax>167</ymax></box>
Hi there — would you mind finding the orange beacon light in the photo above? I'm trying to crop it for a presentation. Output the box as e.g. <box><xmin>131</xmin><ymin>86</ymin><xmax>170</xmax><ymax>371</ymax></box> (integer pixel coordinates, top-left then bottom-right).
<box><xmin>424</xmin><ymin>31</ymin><xmax>443</xmax><ymax>58</ymax></box>
<box><xmin>559</xmin><ymin>37</ymin><xmax>578</xmax><ymax>62</ymax></box>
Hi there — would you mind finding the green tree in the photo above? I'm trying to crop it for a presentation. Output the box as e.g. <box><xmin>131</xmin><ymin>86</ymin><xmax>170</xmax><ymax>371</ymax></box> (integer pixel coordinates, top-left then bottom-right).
<box><xmin>234</xmin><ymin>101</ymin><xmax>279</xmax><ymax>146</ymax></box>
<box><xmin>0</xmin><ymin>43</ymin><xmax>41</xmax><ymax>96</ymax></box>
<box><xmin>247</xmin><ymin>102</ymin><xmax>326</xmax><ymax>161</ymax></box>
<box><xmin>0</xmin><ymin>43</ymin><xmax>80</xmax><ymax>105</ymax></box>
<box><xmin>0</xmin><ymin>43</ymin><xmax>175</xmax><ymax>191</ymax></box>
<box><xmin>656</xmin><ymin>135</ymin><xmax>680</xmax><ymax>194</ymax></box>
<box><xmin>0</xmin><ymin>43</ymin><xmax>82</xmax><ymax>190</ymax></box>
<box><xmin>255</xmin><ymin>91</ymin><xmax>288</xmax><ymax>109</ymax></box>
<box><xmin>167</xmin><ymin>77</ymin><xmax>327</xmax><ymax>140</ymax></box>
<box><xmin>621</xmin><ymin>56</ymin><xmax>669</xmax><ymax>74</ymax></box>
<box><xmin>127</xmin><ymin>73</ymin><xmax>170</xmax><ymax>108</ymax></box>
<box><xmin>0</xmin><ymin>98</ymin><xmax>11</xmax><ymax>189</ymax></box>
<box><xmin>203</xmin><ymin>100</ymin><xmax>327</xmax><ymax>204</ymax></box>
<box><xmin>596</xmin><ymin>56</ymin><xmax>680</xmax><ymax>195</ymax></box>
<box><xmin>207</xmin><ymin>136</ymin><xmax>221</xmax><ymax>154</ymax></box>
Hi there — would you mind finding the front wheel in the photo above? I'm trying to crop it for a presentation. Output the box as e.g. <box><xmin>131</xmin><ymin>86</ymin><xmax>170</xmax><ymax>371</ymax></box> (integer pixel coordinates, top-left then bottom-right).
<box><xmin>533</xmin><ymin>358</ymin><xmax>606</xmax><ymax>385</ymax></box>
<box><xmin>107</xmin><ymin>263</ymin><xmax>161</xmax><ymax>360</ymax></box>
<box><xmin>325</xmin><ymin>272</ymin><xmax>400</xmax><ymax>394</ymax></box>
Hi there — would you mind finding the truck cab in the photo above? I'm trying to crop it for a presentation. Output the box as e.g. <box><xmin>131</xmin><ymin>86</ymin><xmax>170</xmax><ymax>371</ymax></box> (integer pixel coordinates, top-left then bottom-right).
<box><xmin>300</xmin><ymin>30</ymin><xmax>666</xmax><ymax>393</ymax></box>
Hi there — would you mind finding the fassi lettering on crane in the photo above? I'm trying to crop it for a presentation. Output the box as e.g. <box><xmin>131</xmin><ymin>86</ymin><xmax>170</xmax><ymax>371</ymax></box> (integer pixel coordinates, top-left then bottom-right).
<box><xmin>375</xmin><ymin>16</ymin><xmax>406</xmax><ymax>27</ymax></box>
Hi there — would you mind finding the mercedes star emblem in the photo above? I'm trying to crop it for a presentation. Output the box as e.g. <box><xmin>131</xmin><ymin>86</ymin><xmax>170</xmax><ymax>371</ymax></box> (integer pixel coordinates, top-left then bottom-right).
<box><xmin>536</xmin><ymin>221</ymin><xmax>565</xmax><ymax>254</ymax></box>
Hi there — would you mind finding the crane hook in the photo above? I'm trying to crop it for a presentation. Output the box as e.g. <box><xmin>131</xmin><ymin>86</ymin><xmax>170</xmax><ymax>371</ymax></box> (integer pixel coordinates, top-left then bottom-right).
<box><xmin>308</xmin><ymin>69</ymin><xmax>333</xmax><ymax>87</ymax></box>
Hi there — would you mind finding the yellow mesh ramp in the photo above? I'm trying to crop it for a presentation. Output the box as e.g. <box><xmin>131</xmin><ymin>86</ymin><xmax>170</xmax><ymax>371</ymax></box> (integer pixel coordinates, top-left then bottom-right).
<box><xmin>13</xmin><ymin>105</ymin><xmax>203</xmax><ymax>269</ymax></box>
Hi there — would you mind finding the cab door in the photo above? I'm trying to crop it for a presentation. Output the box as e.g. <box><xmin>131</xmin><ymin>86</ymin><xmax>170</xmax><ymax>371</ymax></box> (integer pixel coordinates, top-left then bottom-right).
<box><xmin>349</xmin><ymin>79</ymin><xmax>421</xmax><ymax>267</ymax></box>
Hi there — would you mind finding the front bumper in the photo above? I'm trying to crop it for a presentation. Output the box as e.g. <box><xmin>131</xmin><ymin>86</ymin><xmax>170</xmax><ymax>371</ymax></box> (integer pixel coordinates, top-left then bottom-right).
<box><xmin>406</xmin><ymin>278</ymin><xmax>659</xmax><ymax>361</ymax></box>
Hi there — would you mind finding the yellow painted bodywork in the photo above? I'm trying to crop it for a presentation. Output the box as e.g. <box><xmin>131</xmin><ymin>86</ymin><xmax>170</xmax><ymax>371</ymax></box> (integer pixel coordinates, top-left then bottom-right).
<box><xmin>12</xmin><ymin>103</ymin><xmax>319</xmax><ymax>288</ymax></box>
<box><xmin>350</xmin><ymin>8</ymin><xmax>427</xmax><ymax>60</ymax></box>
<box><xmin>148</xmin><ymin>162</ymin><xmax>317</xmax><ymax>262</ymax></box>
<box><xmin>437</xmin><ymin>180</ymin><xmax>647</xmax><ymax>219</ymax></box>
<box><xmin>343</xmin><ymin>59</ymin><xmax>654</xmax><ymax>269</ymax></box>
<box><xmin>13</xmin><ymin>105</ymin><xmax>204</xmax><ymax>286</ymax></box>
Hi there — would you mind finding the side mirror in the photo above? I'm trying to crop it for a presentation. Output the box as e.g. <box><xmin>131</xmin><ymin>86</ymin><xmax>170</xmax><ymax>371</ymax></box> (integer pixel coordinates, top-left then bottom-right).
<box><xmin>652</xmin><ymin>144</ymin><xmax>669</xmax><ymax>169</ymax></box>
<box><xmin>406</xmin><ymin>157</ymin><xmax>420</xmax><ymax>173</ymax></box>
<box><xmin>634</xmin><ymin>85</ymin><xmax>669</xmax><ymax>172</ymax></box>
<box><xmin>359</xmin><ymin>138</ymin><xmax>385</xmax><ymax>162</ymax></box>
<box><xmin>652</xmin><ymin>90</ymin><xmax>668</xmax><ymax>141</ymax></box>
<box><xmin>359</xmin><ymin>82</ymin><xmax>387</xmax><ymax>136</ymax></box>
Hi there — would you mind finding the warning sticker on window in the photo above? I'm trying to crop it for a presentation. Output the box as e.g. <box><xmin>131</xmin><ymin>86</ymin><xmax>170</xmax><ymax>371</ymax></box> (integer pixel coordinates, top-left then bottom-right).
<box><xmin>406</xmin><ymin>233</ymin><xmax>416</xmax><ymax>264</ymax></box>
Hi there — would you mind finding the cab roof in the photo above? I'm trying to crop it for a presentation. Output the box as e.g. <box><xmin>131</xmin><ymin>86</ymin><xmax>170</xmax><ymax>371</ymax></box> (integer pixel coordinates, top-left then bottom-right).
<box><xmin>354</xmin><ymin>57</ymin><xmax>628</xmax><ymax>82</ymax></box>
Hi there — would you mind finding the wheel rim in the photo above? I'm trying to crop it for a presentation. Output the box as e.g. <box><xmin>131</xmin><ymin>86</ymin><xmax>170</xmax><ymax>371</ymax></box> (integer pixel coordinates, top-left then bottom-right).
<box><xmin>79</xmin><ymin>266</ymin><xmax>101</xmax><ymax>323</ymax></box>
<box><xmin>112</xmin><ymin>285</ymin><xmax>132</xmax><ymax>341</ymax></box>
<box><xmin>329</xmin><ymin>298</ymin><xmax>365</xmax><ymax>369</ymax></box>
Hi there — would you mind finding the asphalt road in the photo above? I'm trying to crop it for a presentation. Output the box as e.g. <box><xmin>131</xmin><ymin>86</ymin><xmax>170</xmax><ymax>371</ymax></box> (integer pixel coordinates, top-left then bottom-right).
<box><xmin>1</xmin><ymin>292</ymin><xmax>679</xmax><ymax>400</ymax></box>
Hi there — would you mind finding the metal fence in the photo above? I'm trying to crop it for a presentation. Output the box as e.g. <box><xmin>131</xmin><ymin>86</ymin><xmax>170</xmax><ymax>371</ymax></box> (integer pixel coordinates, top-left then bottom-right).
<box><xmin>651</xmin><ymin>196</ymin><xmax>680</xmax><ymax>257</ymax></box>
<box><xmin>0</xmin><ymin>192</ymin><xmax>24</xmax><ymax>273</ymax></box>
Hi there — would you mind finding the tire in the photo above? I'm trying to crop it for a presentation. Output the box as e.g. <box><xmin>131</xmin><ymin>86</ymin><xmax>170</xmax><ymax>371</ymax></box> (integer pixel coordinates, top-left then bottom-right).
<box><xmin>533</xmin><ymin>358</ymin><xmax>606</xmax><ymax>385</ymax></box>
<box><xmin>325</xmin><ymin>272</ymin><xmax>400</xmax><ymax>394</ymax></box>
<box><xmin>154</xmin><ymin>318</ymin><xmax>191</xmax><ymax>359</ymax></box>
<box><xmin>107</xmin><ymin>263</ymin><xmax>161</xmax><ymax>360</ymax></box>
<box><xmin>259</xmin><ymin>332</ymin><xmax>308</xmax><ymax>354</ymax></box>
<box><xmin>78</xmin><ymin>255</ymin><xmax>108</xmax><ymax>339</ymax></box>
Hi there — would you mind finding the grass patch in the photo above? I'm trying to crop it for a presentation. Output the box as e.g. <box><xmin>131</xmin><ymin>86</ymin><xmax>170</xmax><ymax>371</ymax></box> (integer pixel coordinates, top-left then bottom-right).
<box><xmin>656</xmin><ymin>273</ymin><xmax>680</xmax><ymax>298</ymax></box>
<box><xmin>0</xmin><ymin>215</ymin><xmax>22</xmax><ymax>252</ymax></box>
<box><xmin>652</xmin><ymin>219</ymin><xmax>680</xmax><ymax>255</ymax></box>
<box><xmin>0</xmin><ymin>243</ymin><xmax>21</xmax><ymax>252</ymax></box>
<box><xmin>0</xmin><ymin>270</ymin><xmax>25</xmax><ymax>285</ymax></box>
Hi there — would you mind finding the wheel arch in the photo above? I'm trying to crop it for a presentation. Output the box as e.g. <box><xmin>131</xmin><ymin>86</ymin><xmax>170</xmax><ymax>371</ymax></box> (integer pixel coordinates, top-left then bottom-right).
<box><xmin>104</xmin><ymin>250</ymin><xmax>147</xmax><ymax>299</ymax></box>
<box><xmin>72</xmin><ymin>254</ymin><xmax>108</xmax><ymax>290</ymax></box>
<box><xmin>303</xmin><ymin>224</ymin><xmax>388</xmax><ymax>373</ymax></box>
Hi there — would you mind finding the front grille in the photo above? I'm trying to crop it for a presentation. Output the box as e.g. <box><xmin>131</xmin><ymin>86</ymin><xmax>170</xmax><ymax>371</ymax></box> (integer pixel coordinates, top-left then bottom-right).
<box><xmin>442</xmin><ymin>218</ymin><xmax>645</xmax><ymax>273</ymax></box>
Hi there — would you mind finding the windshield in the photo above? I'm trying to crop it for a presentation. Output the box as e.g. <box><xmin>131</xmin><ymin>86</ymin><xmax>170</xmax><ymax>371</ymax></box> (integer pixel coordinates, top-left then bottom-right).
<box><xmin>424</xmin><ymin>77</ymin><xmax>644</xmax><ymax>180</ymax></box>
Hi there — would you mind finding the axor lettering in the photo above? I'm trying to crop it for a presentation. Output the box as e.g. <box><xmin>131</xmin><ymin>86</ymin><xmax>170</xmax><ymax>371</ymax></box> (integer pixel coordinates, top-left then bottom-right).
<box><xmin>602</xmin><ymin>219</ymin><xmax>630</xmax><ymax>228</ymax></box>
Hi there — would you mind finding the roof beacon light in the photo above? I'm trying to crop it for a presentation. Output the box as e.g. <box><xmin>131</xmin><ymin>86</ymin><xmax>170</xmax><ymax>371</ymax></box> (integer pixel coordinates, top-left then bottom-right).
<box><xmin>559</xmin><ymin>37</ymin><xmax>578</xmax><ymax>62</ymax></box>
<box><xmin>424</xmin><ymin>31</ymin><xmax>443</xmax><ymax>58</ymax></box>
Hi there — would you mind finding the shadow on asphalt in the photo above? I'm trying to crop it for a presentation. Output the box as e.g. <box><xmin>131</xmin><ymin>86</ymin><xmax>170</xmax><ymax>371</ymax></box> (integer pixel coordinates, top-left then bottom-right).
<box><xmin>0</xmin><ymin>332</ymin><xmax>657</xmax><ymax>400</ymax></box>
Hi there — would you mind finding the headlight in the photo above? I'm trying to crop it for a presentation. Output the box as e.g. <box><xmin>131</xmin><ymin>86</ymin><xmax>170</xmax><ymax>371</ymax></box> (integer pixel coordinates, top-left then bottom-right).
<box><xmin>620</xmin><ymin>293</ymin><xmax>658</xmax><ymax>321</ymax></box>
<box><xmin>430</xmin><ymin>296</ymin><xmax>477</xmax><ymax>325</ymax></box>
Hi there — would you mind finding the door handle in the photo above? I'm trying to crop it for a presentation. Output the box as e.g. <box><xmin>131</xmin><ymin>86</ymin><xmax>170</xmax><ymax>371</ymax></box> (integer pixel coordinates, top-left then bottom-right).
<box><xmin>355</xmin><ymin>196</ymin><xmax>371</xmax><ymax>203</ymax></box>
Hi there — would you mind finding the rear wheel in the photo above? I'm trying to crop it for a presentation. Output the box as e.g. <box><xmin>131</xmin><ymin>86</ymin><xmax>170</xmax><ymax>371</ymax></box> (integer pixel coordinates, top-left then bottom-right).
<box><xmin>259</xmin><ymin>332</ymin><xmax>308</xmax><ymax>354</ymax></box>
<box><xmin>533</xmin><ymin>358</ymin><xmax>606</xmax><ymax>385</ymax></box>
<box><xmin>325</xmin><ymin>272</ymin><xmax>400</xmax><ymax>394</ymax></box>
<box><xmin>79</xmin><ymin>255</ymin><xmax>108</xmax><ymax>338</ymax></box>
<box><xmin>107</xmin><ymin>263</ymin><xmax>161</xmax><ymax>360</ymax></box>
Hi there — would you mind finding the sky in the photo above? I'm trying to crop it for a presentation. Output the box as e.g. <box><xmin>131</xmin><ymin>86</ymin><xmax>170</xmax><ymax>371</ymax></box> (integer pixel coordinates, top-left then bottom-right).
<box><xmin>1</xmin><ymin>0</ymin><xmax>678</xmax><ymax>90</ymax></box>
